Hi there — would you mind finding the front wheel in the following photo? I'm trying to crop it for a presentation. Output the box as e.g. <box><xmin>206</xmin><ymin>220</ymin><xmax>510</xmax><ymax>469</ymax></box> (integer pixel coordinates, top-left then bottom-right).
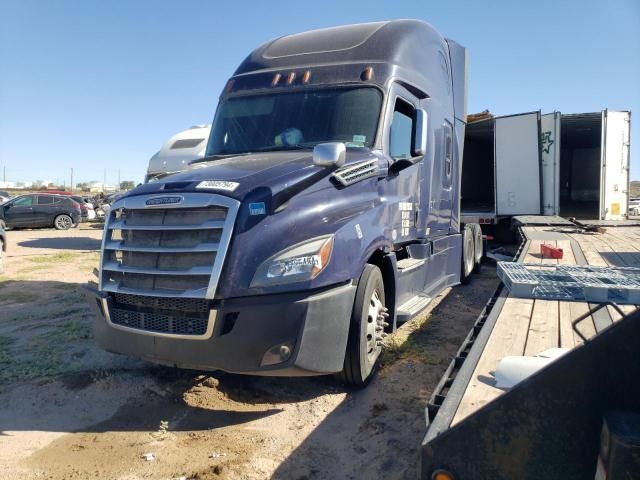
<box><xmin>339</xmin><ymin>264</ymin><xmax>387</xmax><ymax>388</ymax></box>
<box><xmin>54</xmin><ymin>214</ymin><xmax>73</xmax><ymax>230</ymax></box>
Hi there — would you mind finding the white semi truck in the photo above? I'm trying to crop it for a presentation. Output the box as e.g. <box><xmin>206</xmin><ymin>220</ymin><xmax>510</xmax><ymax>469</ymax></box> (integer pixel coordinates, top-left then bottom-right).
<box><xmin>145</xmin><ymin>125</ymin><xmax>211</xmax><ymax>182</ymax></box>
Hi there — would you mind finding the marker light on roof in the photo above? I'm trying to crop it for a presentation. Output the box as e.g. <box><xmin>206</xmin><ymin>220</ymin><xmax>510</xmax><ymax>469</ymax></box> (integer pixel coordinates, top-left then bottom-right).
<box><xmin>224</xmin><ymin>79</ymin><xmax>235</xmax><ymax>93</ymax></box>
<box><xmin>271</xmin><ymin>73</ymin><xmax>281</xmax><ymax>86</ymax></box>
<box><xmin>286</xmin><ymin>72</ymin><xmax>296</xmax><ymax>85</ymax></box>
<box><xmin>302</xmin><ymin>70</ymin><xmax>311</xmax><ymax>84</ymax></box>
<box><xmin>361</xmin><ymin>66</ymin><xmax>374</xmax><ymax>81</ymax></box>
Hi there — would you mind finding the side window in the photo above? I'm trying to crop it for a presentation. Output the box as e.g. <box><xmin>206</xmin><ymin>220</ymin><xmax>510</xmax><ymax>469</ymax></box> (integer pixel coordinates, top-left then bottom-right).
<box><xmin>14</xmin><ymin>196</ymin><xmax>33</xmax><ymax>206</ymax></box>
<box><xmin>36</xmin><ymin>195</ymin><xmax>55</xmax><ymax>205</ymax></box>
<box><xmin>389</xmin><ymin>98</ymin><xmax>415</xmax><ymax>161</ymax></box>
<box><xmin>443</xmin><ymin>121</ymin><xmax>453</xmax><ymax>187</ymax></box>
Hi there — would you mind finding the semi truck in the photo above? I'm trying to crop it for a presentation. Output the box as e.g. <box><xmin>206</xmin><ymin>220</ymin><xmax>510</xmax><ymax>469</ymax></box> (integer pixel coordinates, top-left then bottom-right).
<box><xmin>461</xmin><ymin>110</ymin><xmax>631</xmax><ymax>224</ymax></box>
<box><xmin>145</xmin><ymin>125</ymin><xmax>211</xmax><ymax>183</ymax></box>
<box><xmin>86</xmin><ymin>20</ymin><xmax>483</xmax><ymax>386</ymax></box>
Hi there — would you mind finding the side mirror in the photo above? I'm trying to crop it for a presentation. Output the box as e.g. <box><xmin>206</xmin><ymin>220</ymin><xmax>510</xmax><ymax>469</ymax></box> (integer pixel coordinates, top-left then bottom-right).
<box><xmin>412</xmin><ymin>109</ymin><xmax>428</xmax><ymax>156</ymax></box>
<box><xmin>313</xmin><ymin>142</ymin><xmax>346</xmax><ymax>169</ymax></box>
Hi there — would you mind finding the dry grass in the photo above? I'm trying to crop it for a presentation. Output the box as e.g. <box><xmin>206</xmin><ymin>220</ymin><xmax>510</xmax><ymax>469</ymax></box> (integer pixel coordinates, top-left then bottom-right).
<box><xmin>380</xmin><ymin>313</ymin><xmax>439</xmax><ymax>366</ymax></box>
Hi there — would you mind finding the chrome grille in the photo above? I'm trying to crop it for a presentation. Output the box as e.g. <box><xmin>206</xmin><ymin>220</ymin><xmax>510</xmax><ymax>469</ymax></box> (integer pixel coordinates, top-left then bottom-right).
<box><xmin>99</xmin><ymin>193</ymin><xmax>240</xmax><ymax>300</ymax></box>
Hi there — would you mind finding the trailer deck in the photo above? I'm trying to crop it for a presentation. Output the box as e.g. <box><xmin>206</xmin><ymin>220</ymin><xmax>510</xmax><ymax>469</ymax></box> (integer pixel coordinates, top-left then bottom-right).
<box><xmin>426</xmin><ymin>219</ymin><xmax>640</xmax><ymax>436</ymax></box>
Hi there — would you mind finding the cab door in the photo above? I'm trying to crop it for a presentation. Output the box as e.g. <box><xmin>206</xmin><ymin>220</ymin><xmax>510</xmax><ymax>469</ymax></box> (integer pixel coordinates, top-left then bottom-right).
<box><xmin>384</xmin><ymin>83</ymin><xmax>423</xmax><ymax>241</ymax></box>
<box><xmin>4</xmin><ymin>195</ymin><xmax>35</xmax><ymax>226</ymax></box>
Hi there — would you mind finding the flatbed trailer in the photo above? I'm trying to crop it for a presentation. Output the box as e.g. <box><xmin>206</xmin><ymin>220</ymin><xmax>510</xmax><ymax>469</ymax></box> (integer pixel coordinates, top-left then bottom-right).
<box><xmin>422</xmin><ymin>216</ymin><xmax>640</xmax><ymax>479</ymax></box>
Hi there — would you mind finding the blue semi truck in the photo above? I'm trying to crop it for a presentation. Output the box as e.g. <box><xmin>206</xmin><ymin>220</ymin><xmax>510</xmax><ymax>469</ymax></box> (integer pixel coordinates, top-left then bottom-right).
<box><xmin>86</xmin><ymin>20</ymin><xmax>483</xmax><ymax>386</ymax></box>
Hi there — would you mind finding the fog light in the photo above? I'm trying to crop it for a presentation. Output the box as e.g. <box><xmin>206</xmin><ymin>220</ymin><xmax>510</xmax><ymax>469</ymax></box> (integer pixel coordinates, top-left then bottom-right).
<box><xmin>261</xmin><ymin>343</ymin><xmax>293</xmax><ymax>366</ymax></box>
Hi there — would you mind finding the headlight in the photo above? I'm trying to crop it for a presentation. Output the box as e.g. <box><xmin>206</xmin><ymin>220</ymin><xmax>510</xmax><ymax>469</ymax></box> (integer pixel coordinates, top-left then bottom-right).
<box><xmin>250</xmin><ymin>235</ymin><xmax>334</xmax><ymax>287</ymax></box>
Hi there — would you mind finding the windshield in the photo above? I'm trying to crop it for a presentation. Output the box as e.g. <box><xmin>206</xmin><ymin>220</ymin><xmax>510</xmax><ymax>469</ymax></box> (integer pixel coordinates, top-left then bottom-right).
<box><xmin>206</xmin><ymin>87</ymin><xmax>382</xmax><ymax>156</ymax></box>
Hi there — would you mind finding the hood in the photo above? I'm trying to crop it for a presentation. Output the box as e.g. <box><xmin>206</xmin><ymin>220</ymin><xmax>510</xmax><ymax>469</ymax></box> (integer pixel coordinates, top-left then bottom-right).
<box><xmin>130</xmin><ymin>148</ymin><xmax>382</xmax><ymax>203</ymax></box>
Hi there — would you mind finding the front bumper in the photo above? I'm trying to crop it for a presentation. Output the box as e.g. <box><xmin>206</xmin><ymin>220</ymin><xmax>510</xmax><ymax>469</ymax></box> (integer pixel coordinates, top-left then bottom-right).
<box><xmin>86</xmin><ymin>282</ymin><xmax>356</xmax><ymax>376</ymax></box>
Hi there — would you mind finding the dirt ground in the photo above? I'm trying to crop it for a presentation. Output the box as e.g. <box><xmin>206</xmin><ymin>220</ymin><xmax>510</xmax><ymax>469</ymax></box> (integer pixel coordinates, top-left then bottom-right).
<box><xmin>0</xmin><ymin>223</ymin><xmax>499</xmax><ymax>480</ymax></box>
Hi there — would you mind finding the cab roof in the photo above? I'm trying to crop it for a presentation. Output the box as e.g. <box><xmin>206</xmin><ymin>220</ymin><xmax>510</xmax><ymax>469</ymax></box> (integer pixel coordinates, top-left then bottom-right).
<box><xmin>233</xmin><ymin>20</ymin><xmax>455</xmax><ymax>105</ymax></box>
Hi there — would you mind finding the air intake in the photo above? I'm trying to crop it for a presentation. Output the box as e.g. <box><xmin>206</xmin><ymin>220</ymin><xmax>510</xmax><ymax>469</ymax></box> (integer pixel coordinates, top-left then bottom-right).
<box><xmin>331</xmin><ymin>158</ymin><xmax>379</xmax><ymax>186</ymax></box>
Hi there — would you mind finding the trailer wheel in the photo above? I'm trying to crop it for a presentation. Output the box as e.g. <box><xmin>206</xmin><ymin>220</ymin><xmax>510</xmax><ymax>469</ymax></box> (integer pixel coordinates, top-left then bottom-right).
<box><xmin>461</xmin><ymin>225</ymin><xmax>475</xmax><ymax>284</ymax></box>
<box><xmin>339</xmin><ymin>264</ymin><xmax>386</xmax><ymax>388</ymax></box>
<box><xmin>471</xmin><ymin>224</ymin><xmax>483</xmax><ymax>273</ymax></box>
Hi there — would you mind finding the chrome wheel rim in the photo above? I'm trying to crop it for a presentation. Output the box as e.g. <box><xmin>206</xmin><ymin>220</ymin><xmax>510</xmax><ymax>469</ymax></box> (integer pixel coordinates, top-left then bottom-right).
<box><xmin>366</xmin><ymin>289</ymin><xmax>384</xmax><ymax>364</ymax></box>
<box><xmin>465</xmin><ymin>232</ymin><xmax>474</xmax><ymax>275</ymax></box>
<box><xmin>56</xmin><ymin>215</ymin><xmax>71</xmax><ymax>229</ymax></box>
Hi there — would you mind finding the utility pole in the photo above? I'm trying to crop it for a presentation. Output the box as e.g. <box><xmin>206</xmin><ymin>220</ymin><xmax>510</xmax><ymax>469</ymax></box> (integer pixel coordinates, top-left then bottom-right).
<box><xmin>103</xmin><ymin>168</ymin><xmax>106</xmax><ymax>193</ymax></box>
<box><xmin>118</xmin><ymin>169</ymin><xmax>121</xmax><ymax>189</ymax></box>
<box><xmin>70</xmin><ymin>168</ymin><xmax>74</xmax><ymax>193</ymax></box>
<box><xmin>2</xmin><ymin>166</ymin><xmax>5</xmax><ymax>183</ymax></box>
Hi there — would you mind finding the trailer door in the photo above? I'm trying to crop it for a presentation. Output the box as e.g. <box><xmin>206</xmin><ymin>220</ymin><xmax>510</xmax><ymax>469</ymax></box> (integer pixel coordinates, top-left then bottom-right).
<box><xmin>600</xmin><ymin>110</ymin><xmax>631</xmax><ymax>220</ymax></box>
<box><xmin>495</xmin><ymin>112</ymin><xmax>542</xmax><ymax>215</ymax></box>
<box><xmin>540</xmin><ymin>112</ymin><xmax>561</xmax><ymax>216</ymax></box>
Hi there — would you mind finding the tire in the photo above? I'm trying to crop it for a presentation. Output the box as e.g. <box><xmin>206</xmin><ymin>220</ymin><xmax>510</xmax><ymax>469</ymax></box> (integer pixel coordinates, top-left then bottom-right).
<box><xmin>471</xmin><ymin>224</ymin><xmax>483</xmax><ymax>273</ymax></box>
<box><xmin>339</xmin><ymin>264</ymin><xmax>386</xmax><ymax>388</ymax></box>
<box><xmin>460</xmin><ymin>225</ymin><xmax>475</xmax><ymax>284</ymax></box>
<box><xmin>0</xmin><ymin>240</ymin><xmax>4</xmax><ymax>274</ymax></box>
<box><xmin>0</xmin><ymin>219</ymin><xmax>5</xmax><ymax>230</ymax></box>
<box><xmin>54</xmin><ymin>214</ymin><xmax>73</xmax><ymax>230</ymax></box>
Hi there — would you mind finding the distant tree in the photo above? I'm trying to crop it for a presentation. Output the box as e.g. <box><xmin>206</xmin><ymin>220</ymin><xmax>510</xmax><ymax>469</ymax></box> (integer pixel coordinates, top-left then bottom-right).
<box><xmin>120</xmin><ymin>180</ymin><xmax>135</xmax><ymax>191</ymax></box>
<box><xmin>76</xmin><ymin>182</ymin><xmax>89</xmax><ymax>191</ymax></box>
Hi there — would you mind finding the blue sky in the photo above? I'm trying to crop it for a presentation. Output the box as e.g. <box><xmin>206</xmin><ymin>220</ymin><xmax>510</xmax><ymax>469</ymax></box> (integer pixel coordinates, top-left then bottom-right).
<box><xmin>1</xmin><ymin>0</ymin><xmax>638</xmax><ymax>186</ymax></box>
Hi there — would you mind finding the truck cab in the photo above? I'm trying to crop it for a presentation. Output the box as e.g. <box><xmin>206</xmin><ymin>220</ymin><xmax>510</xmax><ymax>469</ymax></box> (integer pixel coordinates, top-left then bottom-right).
<box><xmin>88</xmin><ymin>20</ymin><xmax>482</xmax><ymax>386</ymax></box>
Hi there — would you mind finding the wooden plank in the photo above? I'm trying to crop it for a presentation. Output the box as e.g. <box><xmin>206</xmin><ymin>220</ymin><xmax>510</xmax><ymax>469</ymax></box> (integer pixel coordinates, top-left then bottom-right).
<box><xmin>523</xmin><ymin>238</ymin><xmax>544</xmax><ymax>263</ymax></box>
<box><xmin>524</xmin><ymin>299</ymin><xmax>559</xmax><ymax>355</ymax></box>
<box><xmin>558</xmin><ymin>301</ymin><xmax>597</xmax><ymax>347</ymax></box>
<box><xmin>556</xmin><ymin>238</ymin><xmax>596</xmax><ymax>346</ymax></box>
<box><xmin>451</xmin><ymin>297</ymin><xmax>533</xmax><ymax>425</ymax></box>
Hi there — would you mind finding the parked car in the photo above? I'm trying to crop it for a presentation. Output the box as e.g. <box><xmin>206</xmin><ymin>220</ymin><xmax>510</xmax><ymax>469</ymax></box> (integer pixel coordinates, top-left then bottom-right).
<box><xmin>0</xmin><ymin>194</ymin><xmax>81</xmax><ymax>230</ymax></box>
<box><xmin>0</xmin><ymin>223</ymin><xmax>6</xmax><ymax>273</ymax></box>
<box><xmin>0</xmin><ymin>190</ymin><xmax>11</xmax><ymax>204</ymax></box>
<box><xmin>71</xmin><ymin>195</ymin><xmax>96</xmax><ymax>221</ymax></box>
<box><xmin>629</xmin><ymin>198</ymin><xmax>640</xmax><ymax>216</ymax></box>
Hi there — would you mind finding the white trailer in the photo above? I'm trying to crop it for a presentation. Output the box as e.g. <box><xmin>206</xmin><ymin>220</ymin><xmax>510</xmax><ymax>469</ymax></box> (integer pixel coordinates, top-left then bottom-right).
<box><xmin>145</xmin><ymin>124</ymin><xmax>211</xmax><ymax>182</ymax></box>
<box><xmin>461</xmin><ymin>111</ymin><xmax>542</xmax><ymax>223</ymax></box>
<box><xmin>460</xmin><ymin>109</ymin><xmax>631</xmax><ymax>223</ymax></box>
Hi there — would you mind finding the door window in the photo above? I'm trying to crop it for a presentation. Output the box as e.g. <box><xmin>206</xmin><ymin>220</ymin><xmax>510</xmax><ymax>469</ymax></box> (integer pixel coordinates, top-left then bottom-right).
<box><xmin>389</xmin><ymin>98</ymin><xmax>415</xmax><ymax>161</ymax></box>
<box><xmin>13</xmin><ymin>196</ymin><xmax>33</xmax><ymax>206</ymax></box>
<box><xmin>36</xmin><ymin>195</ymin><xmax>55</xmax><ymax>205</ymax></box>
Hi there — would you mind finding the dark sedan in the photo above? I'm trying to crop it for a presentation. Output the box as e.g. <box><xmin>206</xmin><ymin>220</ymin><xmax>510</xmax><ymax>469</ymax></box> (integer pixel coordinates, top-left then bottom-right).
<box><xmin>0</xmin><ymin>194</ymin><xmax>81</xmax><ymax>230</ymax></box>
